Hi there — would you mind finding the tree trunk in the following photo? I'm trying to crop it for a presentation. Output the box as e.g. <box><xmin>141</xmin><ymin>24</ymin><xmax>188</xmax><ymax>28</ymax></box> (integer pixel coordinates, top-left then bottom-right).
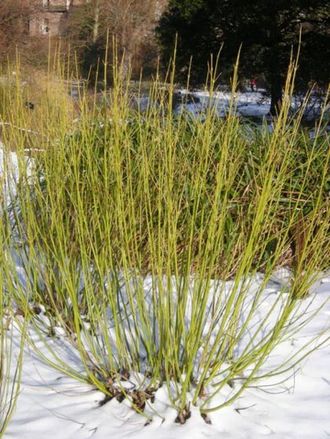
<box><xmin>92</xmin><ymin>0</ymin><xmax>100</xmax><ymax>44</ymax></box>
<box><xmin>270</xmin><ymin>73</ymin><xmax>283</xmax><ymax>116</ymax></box>
<box><xmin>268</xmin><ymin>43</ymin><xmax>283</xmax><ymax>116</ymax></box>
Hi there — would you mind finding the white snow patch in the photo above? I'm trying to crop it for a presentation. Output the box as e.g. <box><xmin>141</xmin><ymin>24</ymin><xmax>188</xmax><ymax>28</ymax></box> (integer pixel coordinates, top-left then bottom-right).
<box><xmin>4</xmin><ymin>276</ymin><xmax>330</xmax><ymax>439</ymax></box>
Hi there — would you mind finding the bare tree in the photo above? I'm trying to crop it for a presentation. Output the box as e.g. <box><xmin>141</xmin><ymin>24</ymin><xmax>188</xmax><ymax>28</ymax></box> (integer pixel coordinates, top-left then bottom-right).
<box><xmin>66</xmin><ymin>0</ymin><xmax>167</xmax><ymax>79</ymax></box>
<box><xmin>0</xmin><ymin>0</ymin><xmax>35</xmax><ymax>60</ymax></box>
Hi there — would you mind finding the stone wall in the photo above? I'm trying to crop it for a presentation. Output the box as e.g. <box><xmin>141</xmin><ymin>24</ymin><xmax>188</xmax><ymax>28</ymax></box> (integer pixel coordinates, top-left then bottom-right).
<box><xmin>29</xmin><ymin>11</ymin><xmax>67</xmax><ymax>37</ymax></box>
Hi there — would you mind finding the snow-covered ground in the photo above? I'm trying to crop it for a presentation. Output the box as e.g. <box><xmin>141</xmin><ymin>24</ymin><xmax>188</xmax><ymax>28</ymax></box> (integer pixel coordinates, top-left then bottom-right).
<box><xmin>169</xmin><ymin>90</ymin><xmax>270</xmax><ymax>119</ymax></box>
<box><xmin>174</xmin><ymin>89</ymin><xmax>328</xmax><ymax>122</ymax></box>
<box><xmin>135</xmin><ymin>89</ymin><xmax>268</xmax><ymax>117</ymax></box>
<box><xmin>180</xmin><ymin>90</ymin><xmax>271</xmax><ymax>118</ymax></box>
<box><xmin>3</xmin><ymin>275</ymin><xmax>330</xmax><ymax>439</ymax></box>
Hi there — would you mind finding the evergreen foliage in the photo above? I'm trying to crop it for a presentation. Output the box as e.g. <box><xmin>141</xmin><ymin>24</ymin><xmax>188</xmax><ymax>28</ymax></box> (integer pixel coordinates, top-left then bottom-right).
<box><xmin>157</xmin><ymin>0</ymin><xmax>330</xmax><ymax>114</ymax></box>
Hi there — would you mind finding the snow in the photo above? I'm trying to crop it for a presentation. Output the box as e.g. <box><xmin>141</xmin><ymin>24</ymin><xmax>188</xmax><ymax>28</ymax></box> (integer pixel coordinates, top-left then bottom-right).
<box><xmin>175</xmin><ymin>89</ymin><xmax>329</xmax><ymax>123</ymax></box>
<box><xmin>3</xmin><ymin>275</ymin><xmax>330</xmax><ymax>439</ymax></box>
<box><xmin>174</xmin><ymin>90</ymin><xmax>271</xmax><ymax>118</ymax></box>
<box><xmin>0</xmin><ymin>143</ymin><xmax>20</xmax><ymax>203</ymax></box>
<box><xmin>0</xmin><ymin>142</ymin><xmax>34</xmax><ymax>206</ymax></box>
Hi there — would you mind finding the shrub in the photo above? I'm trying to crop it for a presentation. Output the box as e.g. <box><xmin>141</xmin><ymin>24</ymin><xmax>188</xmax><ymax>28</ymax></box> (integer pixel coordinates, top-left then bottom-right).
<box><xmin>1</xmin><ymin>57</ymin><xmax>329</xmax><ymax>423</ymax></box>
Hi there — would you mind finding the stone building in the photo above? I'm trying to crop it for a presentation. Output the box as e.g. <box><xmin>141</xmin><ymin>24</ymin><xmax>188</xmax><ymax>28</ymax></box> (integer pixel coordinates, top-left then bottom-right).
<box><xmin>29</xmin><ymin>1</ymin><xmax>167</xmax><ymax>38</ymax></box>
<box><xmin>29</xmin><ymin>0</ymin><xmax>81</xmax><ymax>37</ymax></box>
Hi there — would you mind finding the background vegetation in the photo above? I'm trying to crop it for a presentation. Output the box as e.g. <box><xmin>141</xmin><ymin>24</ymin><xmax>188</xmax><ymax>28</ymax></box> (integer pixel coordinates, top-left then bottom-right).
<box><xmin>0</xmin><ymin>0</ymin><xmax>328</xmax><ymax>104</ymax></box>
